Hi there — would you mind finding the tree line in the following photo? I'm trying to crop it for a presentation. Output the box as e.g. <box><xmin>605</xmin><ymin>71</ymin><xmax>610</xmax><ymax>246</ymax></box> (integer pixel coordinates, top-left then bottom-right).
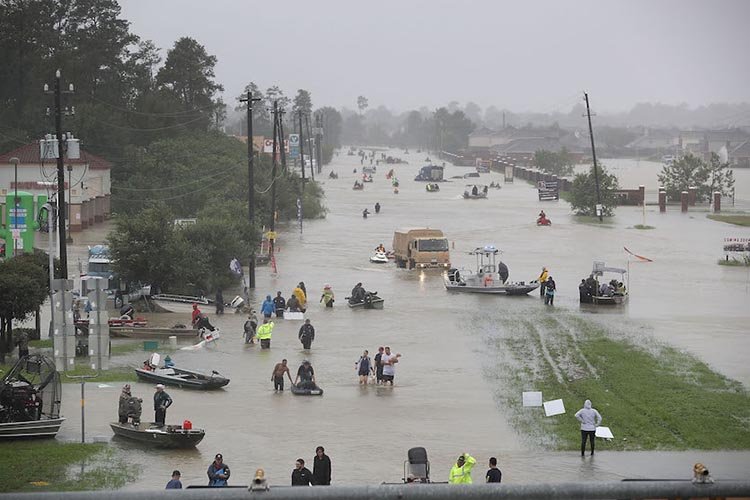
<box><xmin>0</xmin><ymin>0</ymin><xmax>326</xmax><ymax>295</ymax></box>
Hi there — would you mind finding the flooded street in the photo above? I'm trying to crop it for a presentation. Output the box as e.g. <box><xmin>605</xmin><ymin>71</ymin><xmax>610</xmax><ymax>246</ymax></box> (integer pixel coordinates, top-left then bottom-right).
<box><xmin>54</xmin><ymin>149</ymin><xmax>750</xmax><ymax>487</ymax></box>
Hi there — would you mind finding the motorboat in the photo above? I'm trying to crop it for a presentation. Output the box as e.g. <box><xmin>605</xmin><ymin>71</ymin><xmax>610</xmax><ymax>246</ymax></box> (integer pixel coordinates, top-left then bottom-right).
<box><xmin>463</xmin><ymin>185</ymin><xmax>488</xmax><ymax>199</ymax></box>
<box><xmin>150</xmin><ymin>294</ymin><xmax>211</xmax><ymax>314</ymax></box>
<box><xmin>444</xmin><ymin>245</ymin><xmax>539</xmax><ymax>295</ymax></box>
<box><xmin>135</xmin><ymin>352</ymin><xmax>229</xmax><ymax>389</ymax></box>
<box><xmin>370</xmin><ymin>252</ymin><xmax>389</xmax><ymax>264</ymax></box>
<box><xmin>353</xmin><ymin>182</ymin><xmax>364</xmax><ymax>191</ymax></box>
<box><xmin>426</xmin><ymin>183</ymin><xmax>440</xmax><ymax>192</ymax></box>
<box><xmin>0</xmin><ymin>355</ymin><xmax>65</xmax><ymax>440</ymax></box>
<box><xmin>580</xmin><ymin>262</ymin><xmax>629</xmax><ymax>305</ymax></box>
<box><xmin>291</xmin><ymin>384</ymin><xmax>324</xmax><ymax>396</ymax></box>
<box><xmin>110</xmin><ymin>422</ymin><xmax>205</xmax><ymax>448</ymax></box>
<box><xmin>347</xmin><ymin>292</ymin><xmax>385</xmax><ymax>309</ymax></box>
<box><xmin>362</xmin><ymin>174</ymin><xmax>374</xmax><ymax>183</ymax></box>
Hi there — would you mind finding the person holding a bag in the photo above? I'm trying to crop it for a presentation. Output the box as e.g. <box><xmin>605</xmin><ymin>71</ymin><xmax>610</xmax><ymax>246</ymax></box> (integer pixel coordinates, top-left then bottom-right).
<box><xmin>207</xmin><ymin>454</ymin><xmax>230</xmax><ymax>487</ymax></box>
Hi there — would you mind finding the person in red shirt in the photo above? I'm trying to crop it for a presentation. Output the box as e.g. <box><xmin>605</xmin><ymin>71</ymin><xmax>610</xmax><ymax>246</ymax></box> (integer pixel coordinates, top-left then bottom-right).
<box><xmin>191</xmin><ymin>304</ymin><xmax>202</xmax><ymax>328</ymax></box>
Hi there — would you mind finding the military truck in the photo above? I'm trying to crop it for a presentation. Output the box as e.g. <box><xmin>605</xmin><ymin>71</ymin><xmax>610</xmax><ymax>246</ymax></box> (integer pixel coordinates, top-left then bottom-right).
<box><xmin>392</xmin><ymin>229</ymin><xmax>450</xmax><ymax>269</ymax></box>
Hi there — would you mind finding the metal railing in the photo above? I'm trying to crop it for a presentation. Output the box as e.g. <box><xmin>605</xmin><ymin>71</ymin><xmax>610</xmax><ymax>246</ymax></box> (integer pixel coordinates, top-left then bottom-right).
<box><xmin>7</xmin><ymin>480</ymin><xmax>750</xmax><ymax>500</ymax></box>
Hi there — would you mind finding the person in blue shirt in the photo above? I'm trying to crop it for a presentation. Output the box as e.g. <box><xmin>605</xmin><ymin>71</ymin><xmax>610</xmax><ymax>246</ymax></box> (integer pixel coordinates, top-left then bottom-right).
<box><xmin>261</xmin><ymin>295</ymin><xmax>275</xmax><ymax>319</ymax></box>
<box><xmin>165</xmin><ymin>470</ymin><xmax>182</xmax><ymax>489</ymax></box>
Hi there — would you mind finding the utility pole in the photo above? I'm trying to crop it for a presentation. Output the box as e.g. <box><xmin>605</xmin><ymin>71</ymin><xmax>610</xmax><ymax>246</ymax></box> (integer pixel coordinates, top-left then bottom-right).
<box><xmin>298</xmin><ymin>111</ymin><xmax>306</xmax><ymax>185</ymax></box>
<box><xmin>279</xmin><ymin>109</ymin><xmax>287</xmax><ymax>172</ymax></box>
<box><xmin>270</xmin><ymin>101</ymin><xmax>279</xmax><ymax>255</ymax></box>
<box><xmin>305</xmin><ymin>114</ymin><xmax>315</xmax><ymax>182</ymax></box>
<box><xmin>315</xmin><ymin>113</ymin><xmax>323</xmax><ymax>174</ymax></box>
<box><xmin>239</xmin><ymin>91</ymin><xmax>261</xmax><ymax>288</ymax></box>
<box><xmin>44</xmin><ymin>70</ymin><xmax>74</xmax><ymax>278</ymax></box>
<box><xmin>584</xmin><ymin>92</ymin><xmax>603</xmax><ymax>222</ymax></box>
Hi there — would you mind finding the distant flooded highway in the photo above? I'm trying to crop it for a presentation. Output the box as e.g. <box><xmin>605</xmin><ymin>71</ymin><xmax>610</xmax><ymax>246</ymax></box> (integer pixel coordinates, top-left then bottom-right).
<box><xmin>53</xmin><ymin>149</ymin><xmax>750</xmax><ymax>487</ymax></box>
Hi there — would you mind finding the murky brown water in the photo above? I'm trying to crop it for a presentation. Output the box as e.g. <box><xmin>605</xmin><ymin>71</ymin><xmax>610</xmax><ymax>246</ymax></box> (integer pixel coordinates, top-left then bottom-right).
<box><xmin>40</xmin><ymin>149</ymin><xmax>750</xmax><ymax>487</ymax></box>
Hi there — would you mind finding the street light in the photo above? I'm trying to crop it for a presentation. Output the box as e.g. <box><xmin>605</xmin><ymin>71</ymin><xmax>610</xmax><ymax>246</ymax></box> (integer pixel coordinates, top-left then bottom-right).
<box><xmin>10</xmin><ymin>157</ymin><xmax>19</xmax><ymax>257</ymax></box>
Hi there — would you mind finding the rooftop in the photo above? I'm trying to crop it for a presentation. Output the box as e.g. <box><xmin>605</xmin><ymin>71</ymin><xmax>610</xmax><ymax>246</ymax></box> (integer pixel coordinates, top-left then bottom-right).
<box><xmin>0</xmin><ymin>142</ymin><xmax>112</xmax><ymax>170</ymax></box>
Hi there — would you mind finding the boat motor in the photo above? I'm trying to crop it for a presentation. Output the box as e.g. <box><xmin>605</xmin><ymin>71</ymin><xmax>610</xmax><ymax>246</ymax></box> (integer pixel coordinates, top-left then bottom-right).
<box><xmin>404</xmin><ymin>447</ymin><xmax>430</xmax><ymax>483</ymax></box>
<box><xmin>250</xmin><ymin>468</ymin><xmax>268</xmax><ymax>491</ymax></box>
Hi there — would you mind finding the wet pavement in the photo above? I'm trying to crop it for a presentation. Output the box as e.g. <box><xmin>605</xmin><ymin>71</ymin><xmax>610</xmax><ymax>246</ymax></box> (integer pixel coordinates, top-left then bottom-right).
<box><xmin>42</xmin><ymin>149</ymin><xmax>750</xmax><ymax>487</ymax></box>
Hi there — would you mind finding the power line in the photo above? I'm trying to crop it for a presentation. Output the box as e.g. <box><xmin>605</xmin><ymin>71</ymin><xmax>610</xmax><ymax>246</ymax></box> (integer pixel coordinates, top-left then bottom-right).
<box><xmin>88</xmin><ymin>114</ymin><xmax>206</xmax><ymax>132</ymax></box>
<box><xmin>88</xmin><ymin>94</ymin><xmax>218</xmax><ymax>117</ymax></box>
<box><xmin>109</xmin><ymin>171</ymin><xmax>234</xmax><ymax>202</ymax></box>
<box><xmin>111</xmin><ymin>164</ymin><xmax>241</xmax><ymax>192</ymax></box>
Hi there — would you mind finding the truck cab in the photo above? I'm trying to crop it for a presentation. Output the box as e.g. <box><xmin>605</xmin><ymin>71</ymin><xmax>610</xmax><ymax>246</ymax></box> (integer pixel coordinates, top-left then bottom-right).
<box><xmin>392</xmin><ymin>229</ymin><xmax>450</xmax><ymax>269</ymax></box>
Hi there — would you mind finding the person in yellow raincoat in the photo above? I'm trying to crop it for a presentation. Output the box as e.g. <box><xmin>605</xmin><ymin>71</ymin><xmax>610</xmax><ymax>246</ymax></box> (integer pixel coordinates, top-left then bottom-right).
<box><xmin>293</xmin><ymin>286</ymin><xmax>307</xmax><ymax>312</ymax></box>
<box><xmin>538</xmin><ymin>267</ymin><xmax>549</xmax><ymax>297</ymax></box>
<box><xmin>449</xmin><ymin>453</ymin><xmax>476</xmax><ymax>484</ymax></box>
<box><xmin>256</xmin><ymin>319</ymin><xmax>274</xmax><ymax>349</ymax></box>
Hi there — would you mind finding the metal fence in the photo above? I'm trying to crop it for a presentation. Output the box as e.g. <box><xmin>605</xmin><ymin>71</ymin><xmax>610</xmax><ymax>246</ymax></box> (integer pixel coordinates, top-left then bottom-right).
<box><xmin>8</xmin><ymin>480</ymin><xmax>750</xmax><ymax>500</ymax></box>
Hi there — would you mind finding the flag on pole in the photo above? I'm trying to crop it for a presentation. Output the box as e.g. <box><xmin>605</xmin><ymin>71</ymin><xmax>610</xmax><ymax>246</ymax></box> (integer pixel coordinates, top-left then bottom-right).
<box><xmin>624</xmin><ymin>247</ymin><xmax>653</xmax><ymax>262</ymax></box>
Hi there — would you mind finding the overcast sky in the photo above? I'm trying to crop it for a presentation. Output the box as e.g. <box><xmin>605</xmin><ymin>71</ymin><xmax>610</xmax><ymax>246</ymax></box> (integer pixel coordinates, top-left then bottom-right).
<box><xmin>119</xmin><ymin>0</ymin><xmax>750</xmax><ymax>114</ymax></box>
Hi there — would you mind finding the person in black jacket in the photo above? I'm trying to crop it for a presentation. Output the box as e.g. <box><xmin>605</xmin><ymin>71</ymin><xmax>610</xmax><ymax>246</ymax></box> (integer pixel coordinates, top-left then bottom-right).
<box><xmin>298</xmin><ymin>319</ymin><xmax>315</xmax><ymax>350</ymax></box>
<box><xmin>313</xmin><ymin>446</ymin><xmax>331</xmax><ymax>485</ymax></box>
<box><xmin>273</xmin><ymin>292</ymin><xmax>286</xmax><ymax>318</ymax></box>
<box><xmin>291</xmin><ymin>458</ymin><xmax>314</xmax><ymax>486</ymax></box>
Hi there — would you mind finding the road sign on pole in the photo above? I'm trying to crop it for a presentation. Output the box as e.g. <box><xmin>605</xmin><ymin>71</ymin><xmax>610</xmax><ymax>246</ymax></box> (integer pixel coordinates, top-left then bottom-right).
<box><xmin>289</xmin><ymin>134</ymin><xmax>300</xmax><ymax>159</ymax></box>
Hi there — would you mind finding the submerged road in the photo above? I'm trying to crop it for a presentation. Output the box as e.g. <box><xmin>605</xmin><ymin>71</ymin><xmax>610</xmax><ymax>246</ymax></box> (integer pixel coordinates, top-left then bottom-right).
<box><xmin>51</xmin><ymin>149</ymin><xmax>749</xmax><ymax>488</ymax></box>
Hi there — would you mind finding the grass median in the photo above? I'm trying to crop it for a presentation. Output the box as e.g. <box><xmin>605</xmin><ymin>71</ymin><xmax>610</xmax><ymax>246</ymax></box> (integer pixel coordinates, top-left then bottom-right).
<box><xmin>707</xmin><ymin>214</ymin><xmax>750</xmax><ymax>226</ymax></box>
<box><xmin>485</xmin><ymin>312</ymin><xmax>750</xmax><ymax>450</ymax></box>
<box><xmin>0</xmin><ymin>441</ymin><xmax>138</xmax><ymax>492</ymax></box>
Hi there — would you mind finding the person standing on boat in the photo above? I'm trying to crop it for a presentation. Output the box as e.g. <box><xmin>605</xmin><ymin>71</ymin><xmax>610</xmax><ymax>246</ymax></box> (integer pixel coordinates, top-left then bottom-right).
<box><xmin>312</xmin><ymin>446</ymin><xmax>332</xmax><ymax>485</ymax></box>
<box><xmin>575</xmin><ymin>399</ymin><xmax>602</xmax><ymax>456</ymax></box>
<box><xmin>118</xmin><ymin>384</ymin><xmax>135</xmax><ymax>424</ymax></box>
<box><xmin>244</xmin><ymin>311</ymin><xmax>258</xmax><ymax>344</ymax></box>
<box><xmin>299</xmin><ymin>319</ymin><xmax>315</xmax><ymax>350</ymax></box>
<box><xmin>271</xmin><ymin>359</ymin><xmax>294</xmax><ymax>391</ymax></box>
<box><xmin>207</xmin><ymin>453</ymin><xmax>230</xmax><ymax>486</ymax></box>
<box><xmin>256</xmin><ymin>319</ymin><xmax>274</xmax><ymax>349</ymax></box>
<box><xmin>320</xmin><ymin>284</ymin><xmax>335</xmax><ymax>308</ymax></box>
<box><xmin>273</xmin><ymin>292</ymin><xmax>286</xmax><ymax>318</ymax></box>
<box><xmin>261</xmin><ymin>295</ymin><xmax>274</xmax><ymax>319</ymax></box>
<box><xmin>538</xmin><ymin>267</ymin><xmax>549</xmax><ymax>297</ymax></box>
<box><xmin>153</xmin><ymin>384</ymin><xmax>172</xmax><ymax>427</ymax></box>
<box><xmin>191</xmin><ymin>303</ymin><xmax>202</xmax><ymax>327</ymax></box>
<box><xmin>544</xmin><ymin>276</ymin><xmax>556</xmax><ymax>306</ymax></box>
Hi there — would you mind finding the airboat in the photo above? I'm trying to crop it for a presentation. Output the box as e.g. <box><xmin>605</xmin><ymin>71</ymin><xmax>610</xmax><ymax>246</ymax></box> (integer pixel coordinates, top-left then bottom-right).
<box><xmin>0</xmin><ymin>355</ymin><xmax>65</xmax><ymax>439</ymax></box>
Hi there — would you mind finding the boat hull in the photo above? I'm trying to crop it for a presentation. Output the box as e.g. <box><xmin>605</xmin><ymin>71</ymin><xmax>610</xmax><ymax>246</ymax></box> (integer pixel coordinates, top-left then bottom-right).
<box><xmin>0</xmin><ymin>417</ymin><xmax>65</xmax><ymax>439</ymax></box>
<box><xmin>583</xmin><ymin>294</ymin><xmax>629</xmax><ymax>306</ymax></box>
<box><xmin>135</xmin><ymin>367</ymin><xmax>229</xmax><ymax>390</ymax></box>
<box><xmin>110</xmin><ymin>422</ymin><xmax>205</xmax><ymax>448</ymax></box>
<box><xmin>445</xmin><ymin>281</ymin><xmax>539</xmax><ymax>295</ymax></box>
<box><xmin>111</xmin><ymin>327</ymin><xmax>195</xmax><ymax>338</ymax></box>
<box><xmin>150</xmin><ymin>295</ymin><xmax>211</xmax><ymax>314</ymax></box>
<box><xmin>291</xmin><ymin>386</ymin><xmax>324</xmax><ymax>396</ymax></box>
<box><xmin>348</xmin><ymin>298</ymin><xmax>385</xmax><ymax>309</ymax></box>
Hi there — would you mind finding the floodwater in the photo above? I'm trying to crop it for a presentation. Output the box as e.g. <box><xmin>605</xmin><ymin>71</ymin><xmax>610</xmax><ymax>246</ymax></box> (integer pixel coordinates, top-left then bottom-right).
<box><xmin>47</xmin><ymin>149</ymin><xmax>750</xmax><ymax>487</ymax></box>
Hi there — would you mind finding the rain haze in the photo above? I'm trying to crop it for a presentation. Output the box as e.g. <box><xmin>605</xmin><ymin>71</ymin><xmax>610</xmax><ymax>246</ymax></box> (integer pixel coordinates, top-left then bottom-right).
<box><xmin>119</xmin><ymin>0</ymin><xmax>750</xmax><ymax>112</ymax></box>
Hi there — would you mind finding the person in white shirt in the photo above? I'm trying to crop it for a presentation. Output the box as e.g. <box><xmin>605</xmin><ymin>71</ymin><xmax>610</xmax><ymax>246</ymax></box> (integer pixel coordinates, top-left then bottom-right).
<box><xmin>380</xmin><ymin>346</ymin><xmax>401</xmax><ymax>385</ymax></box>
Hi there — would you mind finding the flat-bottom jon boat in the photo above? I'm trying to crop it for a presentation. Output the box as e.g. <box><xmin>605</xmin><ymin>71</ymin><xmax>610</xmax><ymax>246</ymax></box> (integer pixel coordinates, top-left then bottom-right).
<box><xmin>0</xmin><ymin>418</ymin><xmax>66</xmax><ymax>439</ymax></box>
<box><xmin>291</xmin><ymin>384</ymin><xmax>323</xmax><ymax>396</ymax></box>
<box><xmin>110</xmin><ymin>422</ymin><xmax>205</xmax><ymax>448</ymax></box>
<box><xmin>135</xmin><ymin>366</ymin><xmax>230</xmax><ymax>390</ymax></box>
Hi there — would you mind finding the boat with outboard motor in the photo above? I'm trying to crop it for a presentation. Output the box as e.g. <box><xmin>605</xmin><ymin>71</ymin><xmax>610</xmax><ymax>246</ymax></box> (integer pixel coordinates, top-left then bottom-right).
<box><xmin>110</xmin><ymin>421</ymin><xmax>205</xmax><ymax>448</ymax></box>
<box><xmin>0</xmin><ymin>355</ymin><xmax>65</xmax><ymax>440</ymax></box>
<box><xmin>135</xmin><ymin>353</ymin><xmax>229</xmax><ymax>389</ymax></box>
<box><xmin>444</xmin><ymin>245</ymin><xmax>539</xmax><ymax>295</ymax></box>
<box><xmin>347</xmin><ymin>291</ymin><xmax>385</xmax><ymax>309</ymax></box>
<box><xmin>370</xmin><ymin>251</ymin><xmax>389</xmax><ymax>264</ymax></box>
<box><xmin>425</xmin><ymin>183</ymin><xmax>440</xmax><ymax>192</ymax></box>
<box><xmin>463</xmin><ymin>185</ymin><xmax>488</xmax><ymax>199</ymax></box>
<box><xmin>579</xmin><ymin>261</ymin><xmax>629</xmax><ymax>305</ymax></box>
